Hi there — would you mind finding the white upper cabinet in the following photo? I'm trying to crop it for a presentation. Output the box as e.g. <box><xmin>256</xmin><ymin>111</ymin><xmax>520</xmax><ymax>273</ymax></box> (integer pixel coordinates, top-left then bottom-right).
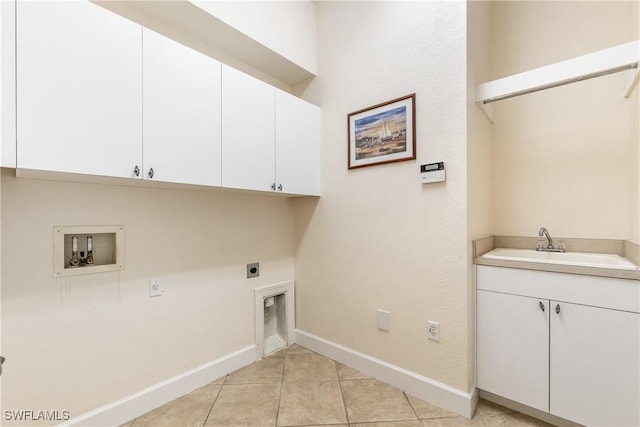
<box><xmin>275</xmin><ymin>90</ymin><xmax>320</xmax><ymax>196</ymax></box>
<box><xmin>221</xmin><ymin>65</ymin><xmax>321</xmax><ymax>195</ymax></box>
<box><xmin>221</xmin><ymin>65</ymin><xmax>276</xmax><ymax>192</ymax></box>
<box><xmin>16</xmin><ymin>1</ymin><xmax>143</xmax><ymax>178</ymax></box>
<box><xmin>1</xmin><ymin>0</ymin><xmax>16</xmax><ymax>168</ymax></box>
<box><xmin>14</xmin><ymin>2</ymin><xmax>320</xmax><ymax>195</ymax></box>
<box><xmin>142</xmin><ymin>28</ymin><xmax>222</xmax><ymax>186</ymax></box>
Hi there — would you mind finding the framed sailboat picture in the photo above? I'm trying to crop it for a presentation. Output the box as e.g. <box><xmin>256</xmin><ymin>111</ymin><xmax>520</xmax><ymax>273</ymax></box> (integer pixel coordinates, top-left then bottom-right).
<box><xmin>347</xmin><ymin>93</ymin><xmax>416</xmax><ymax>169</ymax></box>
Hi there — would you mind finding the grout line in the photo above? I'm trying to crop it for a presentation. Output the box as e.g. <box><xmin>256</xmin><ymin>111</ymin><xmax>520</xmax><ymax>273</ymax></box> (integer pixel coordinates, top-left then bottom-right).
<box><xmin>403</xmin><ymin>391</ymin><xmax>422</xmax><ymax>422</ymax></box>
<box><xmin>273</xmin><ymin>347</ymin><xmax>287</xmax><ymax>427</ymax></box>
<box><xmin>201</xmin><ymin>375</ymin><xmax>226</xmax><ymax>427</ymax></box>
<box><xmin>336</xmin><ymin>359</ymin><xmax>351</xmax><ymax>426</ymax></box>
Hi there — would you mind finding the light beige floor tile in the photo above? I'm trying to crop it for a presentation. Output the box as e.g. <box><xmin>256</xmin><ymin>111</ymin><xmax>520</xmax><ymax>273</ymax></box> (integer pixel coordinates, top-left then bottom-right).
<box><xmin>352</xmin><ymin>422</ymin><xmax>423</xmax><ymax>427</ymax></box>
<box><xmin>286</xmin><ymin>343</ymin><xmax>314</xmax><ymax>354</ymax></box>
<box><xmin>119</xmin><ymin>420</ymin><xmax>135</xmax><ymax>427</ymax></box>
<box><xmin>406</xmin><ymin>394</ymin><xmax>458</xmax><ymax>419</ymax></box>
<box><xmin>341</xmin><ymin>379</ymin><xmax>417</xmax><ymax>423</ymax></box>
<box><xmin>277</xmin><ymin>381</ymin><xmax>347</xmax><ymax>426</ymax></box>
<box><xmin>284</xmin><ymin>352</ymin><xmax>338</xmax><ymax>382</ymax></box>
<box><xmin>225</xmin><ymin>354</ymin><xmax>284</xmax><ymax>384</ymax></box>
<box><xmin>207</xmin><ymin>376</ymin><xmax>226</xmax><ymax>386</ymax></box>
<box><xmin>429</xmin><ymin>413</ymin><xmax>550</xmax><ymax>427</ymax></box>
<box><xmin>472</xmin><ymin>400</ymin><xmax>515</xmax><ymax>418</ymax></box>
<box><xmin>485</xmin><ymin>412</ymin><xmax>553</xmax><ymax>426</ymax></box>
<box><xmin>421</xmin><ymin>416</ymin><xmax>473</xmax><ymax>426</ymax></box>
<box><xmin>336</xmin><ymin>362</ymin><xmax>372</xmax><ymax>380</ymax></box>
<box><xmin>205</xmin><ymin>383</ymin><xmax>280</xmax><ymax>427</ymax></box>
<box><xmin>132</xmin><ymin>385</ymin><xmax>220</xmax><ymax>427</ymax></box>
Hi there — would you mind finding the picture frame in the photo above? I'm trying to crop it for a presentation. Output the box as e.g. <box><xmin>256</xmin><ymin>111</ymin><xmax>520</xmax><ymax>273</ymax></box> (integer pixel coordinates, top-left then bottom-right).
<box><xmin>347</xmin><ymin>93</ymin><xmax>416</xmax><ymax>169</ymax></box>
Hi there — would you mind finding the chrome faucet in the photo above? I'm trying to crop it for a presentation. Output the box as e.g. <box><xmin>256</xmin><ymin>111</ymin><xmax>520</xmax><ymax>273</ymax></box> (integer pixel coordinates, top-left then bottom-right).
<box><xmin>537</xmin><ymin>227</ymin><xmax>565</xmax><ymax>252</ymax></box>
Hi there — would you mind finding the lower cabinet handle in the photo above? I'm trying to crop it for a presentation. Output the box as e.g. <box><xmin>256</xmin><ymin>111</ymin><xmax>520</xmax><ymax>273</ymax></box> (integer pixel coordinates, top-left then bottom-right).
<box><xmin>555</xmin><ymin>304</ymin><xmax>561</xmax><ymax>314</ymax></box>
<box><xmin>134</xmin><ymin>165</ymin><xmax>140</xmax><ymax>177</ymax></box>
<box><xmin>148</xmin><ymin>168</ymin><xmax>154</xmax><ymax>179</ymax></box>
<box><xmin>271</xmin><ymin>183</ymin><xmax>276</xmax><ymax>191</ymax></box>
<box><xmin>539</xmin><ymin>301</ymin><xmax>545</xmax><ymax>312</ymax></box>
<box><xmin>278</xmin><ymin>184</ymin><xmax>283</xmax><ymax>192</ymax></box>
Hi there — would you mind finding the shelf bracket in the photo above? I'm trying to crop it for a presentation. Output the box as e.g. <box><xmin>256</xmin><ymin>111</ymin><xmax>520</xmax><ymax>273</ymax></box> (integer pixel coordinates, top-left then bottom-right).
<box><xmin>624</xmin><ymin>67</ymin><xmax>640</xmax><ymax>98</ymax></box>
<box><xmin>477</xmin><ymin>101</ymin><xmax>494</xmax><ymax>124</ymax></box>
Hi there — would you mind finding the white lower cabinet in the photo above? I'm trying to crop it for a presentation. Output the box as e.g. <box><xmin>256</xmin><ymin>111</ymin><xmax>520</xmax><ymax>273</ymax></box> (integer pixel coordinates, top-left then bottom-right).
<box><xmin>477</xmin><ymin>266</ymin><xmax>640</xmax><ymax>426</ymax></box>
<box><xmin>477</xmin><ymin>291</ymin><xmax>549</xmax><ymax>412</ymax></box>
<box><xmin>549</xmin><ymin>301</ymin><xmax>639</xmax><ymax>427</ymax></box>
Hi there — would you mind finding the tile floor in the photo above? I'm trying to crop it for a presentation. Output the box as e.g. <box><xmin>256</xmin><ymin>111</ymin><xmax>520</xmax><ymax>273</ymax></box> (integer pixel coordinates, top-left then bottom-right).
<box><xmin>121</xmin><ymin>344</ymin><xmax>552</xmax><ymax>427</ymax></box>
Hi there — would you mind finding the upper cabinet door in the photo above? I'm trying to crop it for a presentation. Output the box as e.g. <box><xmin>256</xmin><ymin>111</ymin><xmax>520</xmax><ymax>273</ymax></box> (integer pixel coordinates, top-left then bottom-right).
<box><xmin>16</xmin><ymin>1</ymin><xmax>142</xmax><ymax>178</ymax></box>
<box><xmin>143</xmin><ymin>28</ymin><xmax>221</xmax><ymax>186</ymax></box>
<box><xmin>275</xmin><ymin>90</ymin><xmax>320</xmax><ymax>196</ymax></box>
<box><xmin>221</xmin><ymin>65</ymin><xmax>276</xmax><ymax>192</ymax></box>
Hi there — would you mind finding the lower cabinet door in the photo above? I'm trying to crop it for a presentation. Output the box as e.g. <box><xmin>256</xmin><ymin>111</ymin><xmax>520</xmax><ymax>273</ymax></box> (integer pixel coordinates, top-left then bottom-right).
<box><xmin>477</xmin><ymin>290</ymin><xmax>550</xmax><ymax>412</ymax></box>
<box><xmin>550</xmin><ymin>301</ymin><xmax>640</xmax><ymax>427</ymax></box>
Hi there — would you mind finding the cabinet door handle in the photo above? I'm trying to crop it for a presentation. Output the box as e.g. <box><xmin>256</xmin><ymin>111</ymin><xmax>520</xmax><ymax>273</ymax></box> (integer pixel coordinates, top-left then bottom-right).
<box><xmin>555</xmin><ymin>304</ymin><xmax>561</xmax><ymax>314</ymax></box>
<box><xmin>539</xmin><ymin>301</ymin><xmax>545</xmax><ymax>312</ymax></box>
<box><xmin>0</xmin><ymin>355</ymin><xmax>5</xmax><ymax>376</ymax></box>
<box><xmin>271</xmin><ymin>183</ymin><xmax>276</xmax><ymax>191</ymax></box>
<box><xmin>278</xmin><ymin>184</ymin><xmax>283</xmax><ymax>192</ymax></box>
<box><xmin>148</xmin><ymin>168</ymin><xmax>154</xmax><ymax>179</ymax></box>
<box><xmin>134</xmin><ymin>165</ymin><xmax>140</xmax><ymax>177</ymax></box>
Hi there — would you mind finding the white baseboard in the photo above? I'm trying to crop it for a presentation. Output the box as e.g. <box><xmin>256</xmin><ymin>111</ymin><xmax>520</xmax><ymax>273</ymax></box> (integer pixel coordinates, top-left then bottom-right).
<box><xmin>295</xmin><ymin>330</ymin><xmax>478</xmax><ymax>419</ymax></box>
<box><xmin>60</xmin><ymin>345</ymin><xmax>256</xmax><ymax>427</ymax></box>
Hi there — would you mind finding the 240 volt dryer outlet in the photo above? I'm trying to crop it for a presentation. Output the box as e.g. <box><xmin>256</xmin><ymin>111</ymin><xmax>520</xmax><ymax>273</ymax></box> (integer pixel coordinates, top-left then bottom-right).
<box><xmin>247</xmin><ymin>262</ymin><xmax>259</xmax><ymax>278</ymax></box>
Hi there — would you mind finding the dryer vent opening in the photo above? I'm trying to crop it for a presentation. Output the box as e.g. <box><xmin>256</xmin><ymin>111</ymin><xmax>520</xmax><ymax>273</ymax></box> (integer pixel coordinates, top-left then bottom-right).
<box><xmin>263</xmin><ymin>293</ymin><xmax>287</xmax><ymax>356</ymax></box>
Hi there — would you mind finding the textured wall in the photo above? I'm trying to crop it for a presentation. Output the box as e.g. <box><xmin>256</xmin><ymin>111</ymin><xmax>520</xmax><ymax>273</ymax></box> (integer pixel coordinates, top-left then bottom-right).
<box><xmin>466</xmin><ymin>0</ymin><xmax>493</xmax><ymax>389</ymax></box>
<box><xmin>629</xmin><ymin>0</ymin><xmax>640</xmax><ymax>244</ymax></box>
<box><xmin>193</xmin><ymin>0</ymin><xmax>317</xmax><ymax>75</ymax></box>
<box><xmin>489</xmin><ymin>1</ymin><xmax>636</xmax><ymax>240</ymax></box>
<box><xmin>0</xmin><ymin>171</ymin><xmax>295</xmax><ymax>424</ymax></box>
<box><xmin>294</xmin><ymin>1</ymin><xmax>470</xmax><ymax>392</ymax></box>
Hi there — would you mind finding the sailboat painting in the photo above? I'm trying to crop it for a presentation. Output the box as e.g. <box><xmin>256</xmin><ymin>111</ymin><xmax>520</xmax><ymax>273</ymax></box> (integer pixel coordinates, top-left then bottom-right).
<box><xmin>348</xmin><ymin>93</ymin><xmax>416</xmax><ymax>169</ymax></box>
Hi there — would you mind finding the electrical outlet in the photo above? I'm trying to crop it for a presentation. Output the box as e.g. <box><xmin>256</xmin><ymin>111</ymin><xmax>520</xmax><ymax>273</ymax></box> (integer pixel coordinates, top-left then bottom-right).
<box><xmin>247</xmin><ymin>262</ymin><xmax>259</xmax><ymax>278</ymax></box>
<box><xmin>149</xmin><ymin>278</ymin><xmax>163</xmax><ymax>297</ymax></box>
<box><xmin>427</xmin><ymin>320</ymin><xmax>440</xmax><ymax>342</ymax></box>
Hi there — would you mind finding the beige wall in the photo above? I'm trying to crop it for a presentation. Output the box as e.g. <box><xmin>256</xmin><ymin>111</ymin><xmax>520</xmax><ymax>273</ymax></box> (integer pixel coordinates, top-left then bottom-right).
<box><xmin>0</xmin><ymin>170</ymin><xmax>295</xmax><ymax>423</ymax></box>
<box><xmin>193</xmin><ymin>0</ymin><xmax>317</xmax><ymax>75</ymax></box>
<box><xmin>294</xmin><ymin>1</ymin><xmax>470</xmax><ymax>392</ymax></box>
<box><xmin>466</xmin><ymin>0</ymin><xmax>493</xmax><ymax>389</ymax></box>
<box><xmin>490</xmin><ymin>1</ymin><xmax>636</xmax><ymax>240</ymax></box>
<box><xmin>629</xmin><ymin>0</ymin><xmax>640</xmax><ymax>244</ymax></box>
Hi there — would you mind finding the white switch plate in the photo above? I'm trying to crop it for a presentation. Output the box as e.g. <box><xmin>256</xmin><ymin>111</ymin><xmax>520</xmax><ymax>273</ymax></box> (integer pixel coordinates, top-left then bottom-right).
<box><xmin>377</xmin><ymin>309</ymin><xmax>390</xmax><ymax>331</ymax></box>
<box><xmin>427</xmin><ymin>320</ymin><xmax>440</xmax><ymax>341</ymax></box>
<box><xmin>149</xmin><ymin>278</ymin><xmax>163</xmax><ymax>297</ymax></box>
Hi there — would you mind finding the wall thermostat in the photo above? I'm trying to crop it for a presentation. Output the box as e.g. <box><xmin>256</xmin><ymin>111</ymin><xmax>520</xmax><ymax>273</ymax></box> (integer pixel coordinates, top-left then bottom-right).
<box><xmin>420</xmin><ymin>162</ymin><xmax>445</xmax><ymax>184</ymax></box>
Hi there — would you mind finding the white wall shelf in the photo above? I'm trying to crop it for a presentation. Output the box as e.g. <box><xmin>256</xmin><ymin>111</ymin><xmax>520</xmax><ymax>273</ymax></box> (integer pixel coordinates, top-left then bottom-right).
<box><xmin>476</xmin><ymin>39</ymin><xmax>640</xmax><ymax>122</ymax></box>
